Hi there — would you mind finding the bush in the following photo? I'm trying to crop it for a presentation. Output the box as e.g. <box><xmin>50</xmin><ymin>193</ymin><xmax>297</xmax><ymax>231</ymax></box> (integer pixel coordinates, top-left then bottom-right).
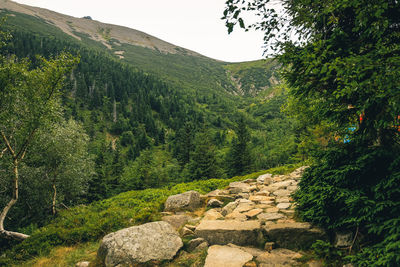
<box><xmin>294</xmin><ymin>142</ymin><xmax>400</xmax><ymax>266</ymax></box>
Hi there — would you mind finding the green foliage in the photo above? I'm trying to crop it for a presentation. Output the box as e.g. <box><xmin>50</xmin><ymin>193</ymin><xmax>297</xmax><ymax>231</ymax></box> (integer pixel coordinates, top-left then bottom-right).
<box><xmin>311</xmin><ymin>240</ymin><xmax>343</xmax><ymax>266</ymax></box>
<box><xmin>294</xmin><ymin>143</ymin><xmax>400</xmax><ymax>265</ymax></box>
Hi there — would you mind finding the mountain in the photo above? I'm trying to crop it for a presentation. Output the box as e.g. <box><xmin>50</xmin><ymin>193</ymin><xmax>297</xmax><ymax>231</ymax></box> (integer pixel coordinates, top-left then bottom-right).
<box><xmin>0</xmin><ymin>0</ymin><xmax>279</xmax><ymax>97</ymax></box>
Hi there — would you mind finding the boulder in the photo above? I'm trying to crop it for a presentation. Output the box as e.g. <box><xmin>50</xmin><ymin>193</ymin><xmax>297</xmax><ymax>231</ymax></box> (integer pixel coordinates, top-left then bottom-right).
<box><xmin>229</xmin><ymin>182</ymin><xmax>251</xmax><ymax>194</ymax></box>
<box><xmin>264</xmin><ymin>222</ymin><xmax>327</xmax><ymax>249</ymax></box>
<box><xmin>164</xmin><ymin>191</ymin><xmax>201</xmax><ymax>212</ymax></box>
<box><xmin>195</xmin><ymin>220</ymin><xmax>263</xmax><ymax>246</ymax></box>
<box><xmin>207</xmin><ymin>198</ymin><xmax>224</xmax><ymax>208</ymax></box>
<box><xmin>203</xmin><ymin>209</ymin><xmax>224</xmax><ymax>220</ymax></box>
<box><xmin>204</xmin><ymin>245</ymin><xmax>253</xmax><ymax>267</ymax></box>
<box><xmin>97</xmin><ymin>221</ymin><xmax>183</xmax><ymax>266</ymax></box>
<box><xmin>257</xmin><ymin>173</ymin><xmax>272</xmax><ymax>184</ymax></box>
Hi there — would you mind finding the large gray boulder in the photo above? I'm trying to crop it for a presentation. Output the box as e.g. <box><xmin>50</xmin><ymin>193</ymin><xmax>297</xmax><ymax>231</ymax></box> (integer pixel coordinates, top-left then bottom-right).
<box><xmin>97</xmin><ymin>221</ymin><xmax>183</xmax><ymax>266</ymax></box>
<box><xmin>164</xmin><ymin>190</ymin><xmax>201</xmax><ymax>212</ymax></box>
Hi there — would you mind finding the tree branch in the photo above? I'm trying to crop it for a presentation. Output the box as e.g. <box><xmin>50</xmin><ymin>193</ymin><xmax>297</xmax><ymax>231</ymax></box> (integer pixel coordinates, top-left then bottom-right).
<box><xmin>0</xmin><ymin>131</ymin><xmax>15</xmax><ymax>157</ymax></box>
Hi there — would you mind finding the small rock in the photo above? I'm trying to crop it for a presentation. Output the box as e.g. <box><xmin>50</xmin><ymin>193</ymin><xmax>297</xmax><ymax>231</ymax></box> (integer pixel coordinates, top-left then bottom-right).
<box><xmin>257</xmin><ymin>173</ymin><xmax>272</xmax><ymax>184</ymax></box>
<box><xmin>207</xmin><ymin>189</ymin><xmax>223</xmax><ymax>197</ymax></box>
<box><xmin>195</xmin><ymin>241</ymin><xmax>209</xmax><ymax>251</ymax></box>
<box><xmin>204</xmin><ymin>245</ymin><xmax>253</xmax><ymax>267</ymax></box>
<box><xmin>266</xmin><ymin>207</ymin><xmax>279</xmax><ymax>213</ymax></box>
<box><xmin>75</xmin><ymin>262</ymin><xmax>90</xmax><ymax>267</ymax></box>
<box><xmin>257</xmin><ymin>248</ymin><xmax>302</xmax><ymax>266</ymax></box>
<box><xmin>275</xmin><ymin>197</ymin><xmax>290</xmax><ymax>203</ymax></box>
<box><xmin>235</xmin><ymin>198</ymin><xmax>253</xmax><ymax>203</ymax></box>
<box><xmin>287</xmin><ymin>185</ymin><xmax>298</xmax><ymax>191</ymax></box>
<box><xmin>249</xmin><ymin>195</ymin><xmax>273</xmax><ymax>203</ymax></box>
<box><xmin>264</xmin><ymin>242</ymin><xmax>275</xmax><ymax>252</ymax></box>
<box><xmin>225</xmin><ymin>212</ymin><xmax>248</xmax><ymax>221</ymax></box>
<box><xmin>272</xmin><ymin>189</ymin><xmax>291</xmax><ymax>197</ymax></box>
<box><xmin>255</xmin><ymin>190</ymin><xmax>270</xmax><ymax>196</ymax></box>
<box><xmin>185</xmin><ymin>224</ymin><xmax>197</xmax><ymax>231</ymax></box>
<box><xmin>181</xmin><ymin>226</ymin><xmax>195</xmax><ymax>237</ymax></box>
<box><xmin>162</xmin><ymin>215</ymin><xmax>191</xmax><ymax>230</ymax></box>
<box><xmin>243</xmin><ymin>208</ymin><xmax>263</xmax><ymax>218</ymax></box>
<box><xmin>277</xmin><ymin>203</ymin><xmax>291</xmax><ymax>209</ymax></box>
<box><xmin>236</xmin><ymin>193</ymin><xmax>250</xmax><ymax>199</ymax></box>
<box><xmin>244</xmin><ymin>261</ymin><xmax>257</xmax><ymax>267</ymax></box>
<box><xmin>203</xmin><ymin>209</ymin><xmax>223</xmax><ymax>220</ymax></box>
<box><xmin>257</xmin><ymin>213</ymin><xmax>285</xmax><ymax>222</ymax></box>
<box><xmin>334</xmin><ymin>232</ymin><xmax>353</xmax><ymax>248</ymax></box>
<box><xmin>207</xmin><ymin>198</ymin><xmax>224</xmax><ymax>208</ymax></box>
<box><xmin>222</xmin><ymin>202</ymin><xmax>239</xmax><ymax>216</ymax></box>
<box><xmin>187</xmin><ymin>238</ymin><xmax>208</xmax><ymax>252</ymax></box>
<box><xmin>164</xmin><ymin>191</ymin><xmax>201</xmax><ymax>212</ymax></box>
<box><xmin>233</xmin><ymin>203</ymin><xmax>255</xmax><ymax>213</ymax></box>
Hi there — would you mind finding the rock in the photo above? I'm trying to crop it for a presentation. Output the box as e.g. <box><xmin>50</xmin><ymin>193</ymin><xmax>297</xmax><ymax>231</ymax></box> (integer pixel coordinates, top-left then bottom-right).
<box><xmin>264</xmin><ymin>222</ymin><xmax>327</xmax><ymax>249</ymax></box>
<box><xmin>334</xmin><ymin>232</ymin><xmax>353</xmax><ymax>248</ymax></box>
<box><xmin>180</xmin><ymin>226</ymin><xmax>194</xmax><ymax>237</ymax></box>
<box><xmin>203</xmin><ymin>209</ymin><xmax>223</xmax><ymax>220</ymax></box>
<box><xmin>266</xmin><ymin>207</ymin><xmax>279</xmax><ymax>213</ymax></box>
<box><xmin>206</xmin><ymin>189</ymin><xmax>223</xmax><ymax>197</ymax></box>
<box><xmin>162</xmin><ymin>214</ymin><xmax>191</xmax><ymax>230</ymax></box>
<box><xmin>204</xmin><ymin>245</ymin><xmax>253</xmax><ymax>267</ymax></box>
<box><xmin>256</xmin><ymin>203</ymin><xmax>274</xmax><ymax>209</ymax></box>
<box><xmin>255</xmin><ymin>190</ymin><xmax>270</xmax><ymax>196</ymax></box>
<box><xmin>187</xmin><ymin>238</ymin><xmax>208</xmax><ymax>252</ymax></box>
<box><xmin>97</xmin><ymin>221</ymin><xmax>183</xmax><ymax>266</ymax></box>
<box><xmin>195</xmin><ymin>220</ymin><xmax>263</xmax><ymax>246</ymax></box>
<box><xmin>276</xmin><ymin>197</ymin><xmax>290</xmax><ymax>203</ymax></box>
<box><xmin>195</xmin><ymin>241</ymin><xmax>209</xmax><ymax>251</ymax></box>
<box><xmin>257</xmin><ymin>213</ymin><xmax>285</xmax><ymax>222</ymax></box>
<box><xmin>207</xmin><ymin>198</ymin><xmax>224</xmax><ymax>208</ymax></box>
<box><xmin>257</xmin><ymin>248</ymin><xmax>302</xmax><ymax>266</ymax></box>
<box><xmin>187</xmin><ymin>217</ymin><xmax>202</xmax><ymax>225</ymax></box>
<box><xmin>229</xmin><ymin>182</ymin><xmax>251</xmax><ymax>194</ymax></box>
<box><xmin>227</xmin><ymin>243</ymin><xmax>265</xmax><ymax>257</ymax></box>
<box><xmin>277</xmin><ymin>203</ymin><xmax>291</xmax><ymax>209</ymax></box>
<box><xmin>264</xmin><ymin>242</ymin><xmax>275</xmax><ymax>252</ymax></box>
<box><xmin>225</xmin><ymin>212</ymin><xmax>248</xmax><ymax>221</ymax></box>
<box><xmin>236</xmin><ymin>192</ymin><xmax>250</xmax><ymax>199</ymax></box>
<box><xmin>243</xmin><ymin>208</ymin><xmax>263</xmax><ymax>218</ymax></box>
<box><xmin>164</xmin><ymin>191</ymin><xmax>201</xmax><ymax>212</ymax></box>
<box><xmin>272</xmin><ymin>189</ymin><xmax>291</xmax><ymax>197</ymax></box>
<box><xmin>257</xmin><ymin>173</ymin><xmax>273</xmax><ymax>183</ymax></box>
<box><xmin>233</xmin><ymin>203</ymin><xmax>255</xmax><ymax>213</ymax></box>
<box><xmin>185</xmin><ymin>224</ymin><xmax>196</xmax><ymax>231</ymax></box>
<box><xmin>249</xmin><ymin>195</ymin><xmax>273</xmax><ymax>203</ymax></box>
<box><xmin>221</xmin><ymin>201</ymin><xmax>239</xmax><ymax>216</ymax></box>
<box><xmin>75</xmin><ymin>262</ymin><xmax>90</xmax><ymax>267</ymax></box>
<box><xmin>244</xmin><ymin>261</ymin><xmax>257</xmax><ymax>267</ymax></box>
<box><xmin>242</xmin><ymin>178</ymin><xmax>257</xmax><ymax>184</ymax></box>
<box><xmin>287</xmin><ymin>185</ymin><xmax>298</xmax><ymax>191</ymax></box>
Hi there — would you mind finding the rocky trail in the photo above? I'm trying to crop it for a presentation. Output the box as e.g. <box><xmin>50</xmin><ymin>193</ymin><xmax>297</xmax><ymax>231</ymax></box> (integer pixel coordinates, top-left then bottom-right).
<box><xmin>94</xmin><ymin>167</ymin><xmax>328</xmax><ymax>267</ymax></box>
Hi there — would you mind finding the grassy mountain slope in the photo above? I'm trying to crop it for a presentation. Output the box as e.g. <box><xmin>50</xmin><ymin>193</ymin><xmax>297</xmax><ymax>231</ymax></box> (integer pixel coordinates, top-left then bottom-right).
<box><xmin>0</xmin><ymin>0</ymin><xmax>279</xmax><ymax>97</ymax></box>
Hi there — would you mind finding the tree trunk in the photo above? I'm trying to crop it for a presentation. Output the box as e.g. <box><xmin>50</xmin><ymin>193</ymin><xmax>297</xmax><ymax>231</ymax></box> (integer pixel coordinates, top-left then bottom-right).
<box><xmin>0</xmin><ymin>159</ymin><xmax>29</xmax><ymax>240</ymax></box>
<box><xmin>52</xmin><ymin>182</ymin><xmax>57</xmax><ymax>216</ymax></box>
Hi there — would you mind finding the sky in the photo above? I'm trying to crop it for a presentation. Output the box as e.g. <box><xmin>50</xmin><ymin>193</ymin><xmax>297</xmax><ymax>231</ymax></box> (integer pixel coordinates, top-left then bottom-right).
<box><xmin>12</xmin><ymin>0</ymin><xmax>267</xmax><ymax>62</ymax></box>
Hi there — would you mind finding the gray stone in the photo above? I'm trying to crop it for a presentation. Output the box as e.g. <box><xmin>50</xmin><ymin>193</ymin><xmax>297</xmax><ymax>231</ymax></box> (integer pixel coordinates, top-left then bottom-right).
<box><xmin>264</xmin><ymin>222</ymin><xmax>327</xmax><ymax>249</ymax></box>
<box><xmin>257</xmin><ymin>213</ymin><xmax>285</xmax><ymax>222</ymax></box>
<box><xmin>97</xmin><ymin>221</ymin><xmax>183</xmax><ymax>266</ymax></box>
<box><xmin>225</xmin><ymin>212</ymin><xmax>248</xmax><ymax>221</ymax></box>
<box><xmin>236</xmin><ymin>192</ymin><xmax>250</xmax><ymax>199</ymax></box>
<box><xmin>164</xmin><ymin>190</ymin><xmax>201</xmax><ymax>212</ymax></box>
<box><xmin>277</xmin><ymin>202</ymin><xmax>291</xmax><ymax>209</ymax></box>
<box><xmin>221</xmin><ymin>201</ymin><xmax>239</xmax><ymax>216</ymax></box>
<box><xmin>229</xmin><ymin>182</ymin><xmax>251</xmax><ymax>193</ymax></box>
<box><xmin>272</xmin><ymin>189</ymin><xmax>291</xmax><ymax>197</ymax></box>
<box><xmin>257</xmin><ymin>173</ymin><xmax>272</xmax><ymax>184</ymax></box>
<box><xmin>75</xmin><ymin>262</ymin><xmax>90</xmax><ymax>267</ymax></box>
<box><xmin>334</xmin><ymin>232</ymin><xmax>353</xmax><ymax>248</ymax></box>
<box><xmin>187</xmin><ymin>238</ymin><xmax>208</xmax><ymax>252</ymax></box>
<box><xmin>206</xmin><ymin>189</ymin><xmax>223</xmax><ymax>197</ymax></box>
<box><xmin>257</xmin><ymin>248</ymin><xmax>302</xmax><ymax>266</ymax></box>
<box><xmin>162</xmin><ymin>214</ymin><xmax>191</xmax><ymax>230</ymax></box>
<box><xmin>180</xmin><ymin>226</ymin><xmax>195</xmax><ymax>237</ymax></box>
<box><xmin>207</xmin><ymin>198</ymin><xmax>224</xmax><ymax>208</ymax></box>
<box><xmin>204</xmin><ymin>245</ymin><xmax>253</xmax><ymax>267</ymax></box>
<box><xmin>203</xmin><ymin>209</ymin><xmax>223</xmax><ymax>220</ymax></box>
<box><xmin>195</xmin><ymin>220</ymin><xmax>263</xmax><ymax>246</ymax></box>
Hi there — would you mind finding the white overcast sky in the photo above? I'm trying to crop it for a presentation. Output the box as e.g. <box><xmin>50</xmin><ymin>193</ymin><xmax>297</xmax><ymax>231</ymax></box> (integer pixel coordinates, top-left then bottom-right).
<box><xmin>12</xmin><ymin>0</ymin><xmax>267</xmax><ymax>62</ymax></box>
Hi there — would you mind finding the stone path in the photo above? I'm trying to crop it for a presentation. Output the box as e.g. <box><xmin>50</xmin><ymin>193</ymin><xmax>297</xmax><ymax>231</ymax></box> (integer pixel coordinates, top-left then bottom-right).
<box><xmin>165</xmin><ymin>166</ymin><xmax>326</xmax><ymax>266</ymax></box>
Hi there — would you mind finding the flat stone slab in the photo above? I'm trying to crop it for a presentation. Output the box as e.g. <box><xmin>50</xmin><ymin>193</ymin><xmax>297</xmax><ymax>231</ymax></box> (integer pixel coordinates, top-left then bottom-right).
<box><xmin>264</xmin><ymin>222</ymin><xmax>327</xmax><ymax>249</ymax></box>
<box><xmin>195</xmin><ymin>220</ymin><xmax>262</xmax><ymax>246</ymax></box>
<box><xmin>204</xmin><ymin>245</ymin><xmax>253</xmax><ymax>267</ymax></box>
<box><xmin>277</xmin><ymin>203</ymin><xmax>291</xmax><ymax>209</ymax></box>
<box><xmin>257</xmin><ymin>248</ymin><xmax>302</xmax><ymax>266</ymax></box>
<box><xmin>257</xmin><ymin>213</ymin><xmax>285</xmax><ymax>222</ymax></box>
<box><xmin>243</xmin><ymin>208</ymin><xmax>263</xmax><ymax>218</ymax></box>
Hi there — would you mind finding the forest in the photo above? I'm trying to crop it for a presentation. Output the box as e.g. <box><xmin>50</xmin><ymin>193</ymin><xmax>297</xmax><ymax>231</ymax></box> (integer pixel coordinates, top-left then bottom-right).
<box><xmin>0</xmin><ymin>0</ymin><xmax>399</xmax><ymax>266</ymax></box>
